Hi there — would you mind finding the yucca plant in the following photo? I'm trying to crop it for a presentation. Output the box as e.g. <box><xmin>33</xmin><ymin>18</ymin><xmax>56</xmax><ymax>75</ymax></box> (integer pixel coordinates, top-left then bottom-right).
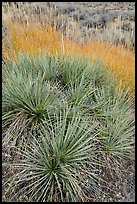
<box><xmin>55</xmin><ymin>56</ymin><xmax>114</xmax><ymax>109</ymax></box>
<box><xmin>88</xmin><ymin>86</ymin><xmax>131</xmax><ymax>117</ymax></box>
<box><xmin>87</xmin><ymin>87</ymin><xmax>135</xmax><ymax>193</ymax></box>
<box><xmin>3</xmin><ymin>109</ymin><xmax>101</xmax><ymax>202</ymax></box>
<box><xmin>98</xmin><ymin>115</ymin><xmax>134</xmax><ymax>159</ymax></box>
<box><xmin>2</xmin><ymin>56</ymin><xmax>66</xmax><ymax>145</ymax></box>
<box><xmin>3</xmin><ymin>53</ymin><xmax>61</xmax><ymax>82</ymax></box>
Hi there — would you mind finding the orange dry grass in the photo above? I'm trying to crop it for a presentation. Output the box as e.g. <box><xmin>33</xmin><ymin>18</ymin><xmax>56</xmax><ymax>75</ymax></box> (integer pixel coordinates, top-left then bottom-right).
<box><xmin>2</xmin><ymin>22</ymin><xmax>135</xmax><ymax>95</ymax></box>
<box><xmin>82</xmin><ymin>41</ymin><xmax>135</xmax><ymax>94</ymax></box>
<box><xmin>3</xmin><ymin>22</ymin><xmax>62</xmax><ymax>59</ymax></box>
<box><xmin>2</xmin><ymin>41</ymin><xmax>9</xmax><ymax>61</ymax></box>
<box><xmin>2</xmin><ymin>22</ymin><xmax>82</xmax><ymax>60</ymax></box>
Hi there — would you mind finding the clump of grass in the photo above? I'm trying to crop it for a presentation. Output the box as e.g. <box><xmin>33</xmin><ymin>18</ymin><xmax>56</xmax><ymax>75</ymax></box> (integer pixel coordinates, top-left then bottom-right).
<box><xmin>2</xmin><ymin>53</ymin><xmax>135</xmax><ymax>202</ymax></box>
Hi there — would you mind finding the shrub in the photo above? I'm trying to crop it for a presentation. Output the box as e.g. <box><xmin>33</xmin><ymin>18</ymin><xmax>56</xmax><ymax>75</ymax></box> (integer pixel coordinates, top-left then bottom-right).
<box><xmin>127</xmin><ymin>10</ymin><xmax>135</xmax><ymax>20</ymax></box>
